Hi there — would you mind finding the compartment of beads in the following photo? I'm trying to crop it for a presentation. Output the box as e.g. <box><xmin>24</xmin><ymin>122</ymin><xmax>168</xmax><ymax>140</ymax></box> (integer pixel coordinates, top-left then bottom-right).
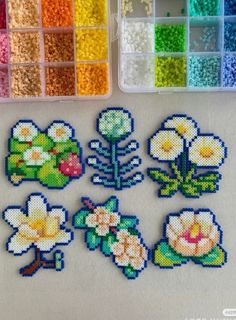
<box><xmin>119</xmin><ymin>0</ymin><xmax>236</xmax><ymax>92</ymax></box>
<box><xmin>0</xmin><ymin>0</ymin><xmax>111</xmax><ymax>102</ymax></box>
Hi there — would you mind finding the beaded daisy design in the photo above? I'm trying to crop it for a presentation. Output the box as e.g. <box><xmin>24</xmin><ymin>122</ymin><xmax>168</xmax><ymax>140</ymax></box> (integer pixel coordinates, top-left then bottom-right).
<box><xmin>153</xmin><ymin>209</ymin><xmax>227</xmax><ymax>268</ymax></box>
<box><xmin>6</xmin><ymin>120</ymin><xmax>84</xmax><ymax>189</ymax></box>
<box><xmin>147</xmin><ymin>114</ymin><xmax>227</xmax><ymax>198</ymax></box>
<box><xmin>73</xmin><ymin>196</ymin><xmax>149</xmax><ymax>280</ymax></box>
<box><xmin>3</xmin><ymin>193</ymin><xmax>73</xmax><ymax>277</ymax></box>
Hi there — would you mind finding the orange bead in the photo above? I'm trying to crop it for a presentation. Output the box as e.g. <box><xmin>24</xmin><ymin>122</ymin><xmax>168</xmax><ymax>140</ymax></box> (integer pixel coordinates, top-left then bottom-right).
<box><xmin>42</xmin><ymin>0</ymin><xmax>73</xmax><ymax>27</ymax></box>
<box><xmin>76</xmin><ymin>63</ymin><xmax>109</xmax><ymax>96</ymax></box>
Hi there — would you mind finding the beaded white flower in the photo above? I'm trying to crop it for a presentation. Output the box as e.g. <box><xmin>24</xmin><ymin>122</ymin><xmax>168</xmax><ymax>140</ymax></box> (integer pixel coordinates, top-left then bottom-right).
<box><xmin>111</xmin><ymin>230</ymin><xmax>148</xmax><ymax>270</ymax></box>
<box><xmin>13</xmin><ymin>121</ymin><xmax>38</xmax><ymax>142</ymax></box>
<box><xmin>164</xmin><ymin>115</ymin><xmax>198</xmax><ymax>145</ymax></box>
<box><xmin>166</xmin><ymin>210</ymin><xmax>220</xmax><ymax>257</ymax></box>
<box><xmin>23</xmin><ymin>146</ymin><xmax>51</xmax><ymax>166</ymax></box>
<box><xmin>85</xmin><ymin>207</ymin><xmax>120</xmax><ymax>236</ymax></box>
<box><xmin>47</xmin><ymin>122</ymin><xmax>73</xmax><ymax>143</ymax></box>
<box><xmin>4</xmin><ymin>194</ymin><xmax>72</xmax><ymax>254</ymax></box>
<box><xmin>150</xmin><ymin>129</ymin><xmax>184</xmax><ymax>161</ymax></box>
<box><xmin>189</xmin><ymin>135</ymin><xmax>226</xmax><ymax>167</ymax></box>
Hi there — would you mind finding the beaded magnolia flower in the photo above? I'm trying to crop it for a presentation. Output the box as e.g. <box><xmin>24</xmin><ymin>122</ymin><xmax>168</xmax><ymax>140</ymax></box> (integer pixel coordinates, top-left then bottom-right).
<box><xmin>153</xmin><ymin>209</ymin><xmax>227</xmax><ymax>268</ymax></box>
<box><xmin>6</xmin><ymin>120</ymin><xmax>84</xmax><ymax>189</ymax></box>
<box><xmin>147</xmin><ymin>114</ymin><xmax>227</xmax><ymax>198</ymax></box>
<box><xmin>87</xmin><ymin>107</ymin><xmax>144</xmax><ymax>190</ymax></box>
<box><xmin>3</xmin><ymin>193</ymin><xmax>73</xmax><ymax>277</ymax></box>
<box><xmin>73</xmin><ymin>196</ymin><xmax>149</xmax><ymax>279</ymax></box>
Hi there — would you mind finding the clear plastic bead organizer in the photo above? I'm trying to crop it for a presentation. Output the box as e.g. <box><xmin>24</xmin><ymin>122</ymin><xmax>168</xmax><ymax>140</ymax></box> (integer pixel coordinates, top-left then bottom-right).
<box><xmin>0</xmin><ymin>0</ymin><xmax>112</xmax><ymax>103</ymax></box>
<box><xmin>118</xmin><ymin>0</ymin><xmax>236</xmax><ymax>93</ymax></box>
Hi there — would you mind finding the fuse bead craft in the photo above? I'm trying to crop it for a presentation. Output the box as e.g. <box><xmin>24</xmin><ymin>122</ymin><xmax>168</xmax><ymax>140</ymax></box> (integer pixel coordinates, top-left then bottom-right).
<box><xmin>6</xmin><ymin>120</ymin><xmax>84</xmax><ymax>189</ymax></box>
<box><xmin>147</xmin><ymin>114</ymin><xmax>227</xmax><ymax>198</ymax></box>
<box><xmin>119</xmin><ymin>0</ymin><xmax>236</xmax><ymax>91</ymax></box>
<box><xmin>153</xmin><ymin>209</ymin><xmax>227</xmax><ymax>268</ymax></box>
<box><xmin>87</xmin><ymin>107</ymin><xmax>144</xmax><ymax>190</ymax></box>
<box><xmin>73</xmin><ymin>196</ymin><xmax>149</xmax><ymax>279</ymax></box>
<box><xmin>0</xmin><ymin>0</ymin><xmax>111</xmax><ymax>101</ymax></box>
<box><xmin>3</xmin><ymin>193</ymin><xmax>73</xmax><ymax>277</ymax></box>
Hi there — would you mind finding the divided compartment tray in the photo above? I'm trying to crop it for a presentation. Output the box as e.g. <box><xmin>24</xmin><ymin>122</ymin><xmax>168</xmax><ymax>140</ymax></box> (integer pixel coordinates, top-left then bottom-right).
<box><xmin>0</xmin><ymin>0</ymin><xmax>112</xmax><ymax>102</ymax></box>
<box><xmin>118</xmin><ymin>0</ymin><xmax>236</xmax><ymax>92</ymax></box>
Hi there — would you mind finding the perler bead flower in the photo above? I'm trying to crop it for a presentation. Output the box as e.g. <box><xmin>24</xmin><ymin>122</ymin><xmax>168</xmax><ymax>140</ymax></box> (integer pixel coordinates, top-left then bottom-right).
<box><xmin>6</xmin><ymin>120</ymin><xmax>84</xmax><ymax>189</ymax></box>
<box><xmin>98</xmin><ymin>108</ymin><xmax>133</xmax><ymax>142</ymax></box>
<box><xmin>86</xmin><ymin>207</ymin><xmax>120</xmax><ymax>236</ymax></box>
<box><xmin>23</xmin><ymin>146</ymin><xmax>51</xmax><ymax>166</ymax></box>
<box><xmin>87</xmin><ymin>107</ymin><xmax>144</xmax><ymax>190</ymax></box>
<box><xmin>13</xmin><ymin>121</ymin><xmax>39</xmax><ymax>142</ymax></box>
<box><xmin>3</xmin><ymin>193</ymin><xmax>73</xmax><ymax>277</ymax></box>
<box><xmin>189</xmin><ymin>135</ymin><xmax>226</xmax><ymax>167</ymax></box>
<box><xmin>147</xmin><ymin>114</ymin><xmax>227</xmax><ymax>198</ymax></box>
<box><xmin>47</xmin><ymin>122</ymin><xmax>73</xmax><ymax>143</ymax></box>
<box><xmin>153</xmin><ymin>209</ymin><xmax>227</xmax><ymax>268</ymax></box>
<box><xmin>111</xmin><ymin>230</ymin><xmax>148</xmax><ymax>271</ymax></box>
<box><xmin>73</xmin><ymin>196</ymin><xmax>149</xmax><ymax>279</ymax></box>
<box><xmin>150</xmin><ymin>129</ymin><xmax>184</xmax><ymax>161</ymax></box>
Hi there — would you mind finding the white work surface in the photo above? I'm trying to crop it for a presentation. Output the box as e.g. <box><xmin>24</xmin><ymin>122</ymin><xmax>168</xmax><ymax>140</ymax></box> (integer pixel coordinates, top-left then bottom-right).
<box><xmin>0</xmin><ymin>4</ymin><xmax>236</xmax><ymax>320</ymax></box>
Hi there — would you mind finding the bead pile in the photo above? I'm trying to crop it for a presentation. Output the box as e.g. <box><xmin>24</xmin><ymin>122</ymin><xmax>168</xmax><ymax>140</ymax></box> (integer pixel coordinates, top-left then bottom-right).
<box><xmin>223</xmin><ymin>55</ymin><xmax>236</xmax><ymax>87</ymax></box>
<box><xmin>8</xmin><ymin>0</ymin><xmax>39</xmax><ymax>28</ymax></box>
<box><xmin>121</xmin><ymin>55</ymin><xmax>154</xmax><ymax>88</ymax></box>
<box><xmin>224</xmin><ymin>22</ymin><xmax>236</xmax><ymax>52</ymax></box>
<box><xmin>190</xmin><ymin>0</ymin><xmax>220</xmax><ymax>16</ymax></box>
<box><xmin>155</xmin><ymin>56</ymin><xmax>186</xmax><ymax>87</ymax></box>
<box><xmin>11</xmin><ymin>65</ymin><xmax>41</xmax><ymax>98</ymax></box>
<box><xmin>44</xmin><ymin>32</ymin><xmax>74</xmax><ymax>62</ymax></box>
<box><xmin>42</xmin><ymin>0</ymin><xmax>73</xmax><ymax>27</ymax></box>
<box><xmin>189</xmin><ymin>56</ymin><xmax>221</xmax><ymax>87</ymax></box>
<box><xmin>0</xmin><ymin>33</ymin><xmax>8</xmax><ymax>64</ymax></box>
<box><xmin>0</xmin><ymin>0</ymin><xmax>6</xmax><ymax>29</ymax></box>
<box><xmin>121</xmin><ymin>0</ymin><xmax>153</xmax><ymax>17</ymax></box>
<box><xmin>9</xmin><ymin>32</ymin><xmax>40</xmax><ymax>63</ymax></box>
<box><xmin>45</xmin><ymin>66</ymin><xmax>75</xmax><ymax>96</ymax></box>
<box><xmin>0</xmin><ymin>0</ymin><xmax>110</xmax><ymax>101</ymax></box>
<box><xmin>0</xmin><ymin>68</ymin><xmax>9</xmax><ymax>98</ymax></box>
<box><xmin>224</xmin><ymin>0</ymin><xmax>236</xmax><ymax>15</ymax></box>
<box><xmin>155</xmin><ymin>24</ymin><xmax>186</xmax><ymax>52</ymax></box>
<box><xmin>75</xmin><ymin>28</ymin><xmax>108</xmax><ymax>61</ymax></box>
<box><xmin>122</xmin><ymin>21</ymin><xmax>154</xmax><ymax>53</ymax></box>
<box><xmin>190</xmin><ymin>25</ymin><xmax>218</xmax><ymax>52</ymax></box>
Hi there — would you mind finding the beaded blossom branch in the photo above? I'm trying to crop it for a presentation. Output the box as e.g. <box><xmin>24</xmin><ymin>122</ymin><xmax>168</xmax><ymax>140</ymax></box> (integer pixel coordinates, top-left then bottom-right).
<box><xmin>73</xmin><ymin>196</ymin><xmax>149</xmax><ymax>279</ymax></box>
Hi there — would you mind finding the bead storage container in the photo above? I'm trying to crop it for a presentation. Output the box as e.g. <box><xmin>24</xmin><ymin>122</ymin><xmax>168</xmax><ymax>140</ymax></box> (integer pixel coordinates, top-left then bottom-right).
<box><xmin>118</xmin><ymin>0</ymin><xmax>236</xmax><ymax>92</ymax></box>
<box><xmin>0</xmin><ymin>0</ymin><xmax>111</xmax><ymax>102</ymax></box>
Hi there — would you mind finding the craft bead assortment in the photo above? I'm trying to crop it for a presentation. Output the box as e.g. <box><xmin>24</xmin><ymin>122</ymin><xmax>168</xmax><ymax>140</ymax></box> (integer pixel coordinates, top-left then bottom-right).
<box><xmin>0</xmin><ymin>0</ymin><xmax>111</xmax><ymax>102</ymax></box>
<box><xmin>118</xmin><ymin>0</ymin><xmax>236</xmax><ymax>92</ymax></box>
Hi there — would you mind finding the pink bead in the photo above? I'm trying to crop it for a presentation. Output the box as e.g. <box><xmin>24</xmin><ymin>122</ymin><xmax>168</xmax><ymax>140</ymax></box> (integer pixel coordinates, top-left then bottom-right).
<box><xmin>0</xmin><ymin>1</ymin><xmax>6</xmax><ymax>29</ymax></box>
<box><xmin>0</xmin><ymin>69</ymin><xmax>9</xmax><ymax>98</ymax></box>
<box><xmin>0</xmin><ymin>33</ymin><xmax>8</xmax><ymax>64</ymax></box>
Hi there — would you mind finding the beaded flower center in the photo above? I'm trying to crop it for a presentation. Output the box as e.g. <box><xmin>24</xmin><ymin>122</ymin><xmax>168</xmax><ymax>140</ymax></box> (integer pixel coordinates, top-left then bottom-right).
<box><xmin>183</xmin><ymin>223</ymin><xmax>204</xmax><ymax>244</ymax></box>
<box><xmin>199</xmin><ymin>146</ymin><xmax>214</xmax><ymax>158</ymax></box>
<box><xmin>20</xmin><ymin>127</ymin><xmax>30</xmax><ymax>136</ymax></box>
<box><xmin>161</xmin><ymin>141</ymin><xmax>173</xmax><ymax>152</ymax></box>
<box><xmin>56</xmin><ymin>128</ymin><xmax>65</xmax><ymax>137</ymax></box>
<box><xmin>31</xmin><ymin>151</ymin><xmax>41</xmax><ymax>161</ymax></box>
<box><xmin>176</xmin><ymin>124</ymin><xmax>187</xmax><ymax>136</ymax></box>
